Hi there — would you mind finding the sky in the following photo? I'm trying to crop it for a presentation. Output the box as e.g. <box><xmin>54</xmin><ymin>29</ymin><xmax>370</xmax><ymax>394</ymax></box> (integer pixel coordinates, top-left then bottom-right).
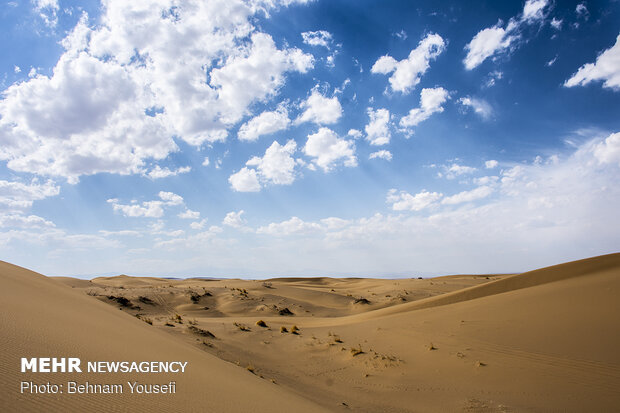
<box><xmin>0</xmin><ymin>0</ymin><xmax>619</xmax><ymax>278</ymax></box>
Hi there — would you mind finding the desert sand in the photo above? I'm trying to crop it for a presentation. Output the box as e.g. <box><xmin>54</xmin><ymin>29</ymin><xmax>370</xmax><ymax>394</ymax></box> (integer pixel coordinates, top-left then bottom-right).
<box><xmin>1</xmin><ymin>253</ymin><xmax>619</xmax><ymax>412</ymax></box>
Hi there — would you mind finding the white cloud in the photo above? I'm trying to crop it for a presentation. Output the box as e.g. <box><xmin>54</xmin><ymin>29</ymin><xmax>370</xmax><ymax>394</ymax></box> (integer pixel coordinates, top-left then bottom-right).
<box><xmin>238</xmin><ymin>104</ymin><xmax>290</xmax><ymax>141</ymax></box>
<box><xmin>348</xmin><ymin>129</ymin><xmax>362</xmax><ymax>139</ymax></box>
<box><xmin>400</xmin><ymin>87</ymin><xmax>449</xmax><ymax>130</ymax></box>
<box><xmin>202</xmin><ymin>157</ymin><xmax>210</xmax><ymax>166</ymax></box>
<box><xmin>0</xmin><ymin>1</ymin><xmax>314</xmax><ymax>182</ymax></box>
<box><xmin>485</xmin><ymin>70</ymin><xmax>504</xmax><ymax>88</ymax></box>
<box><xmin>369</xmin><ymin>150</ymin><xmax>392</xmax><ymax>161</ymax></box>
<box><xmin>158</xmin><ymin>191</ymin><xmax>183</xmax><ymax>205</ymax></box>
<box><xmin>108</xmin><ymin>191</ymin><xmax>183</xmax><ymax>218</ymax></box>
<box><xmin>301</xmin><ymin>30</ymin><xmax>333</xmax><ymax>48</ymax></box>
<box><xmin>521</xmin><ymin>0</ymin><xmax>549</xmax><ymax>23</ymax></box>
<box><xmin>443</xmin><ymin>163</ymin><xmax>477</xmax><ymax>179</ymax></box>
<box><xmin>365</xmin><ymin>108</ymin><xmax>391</xmax><ymax>145</ymax></box>
<box><xmin>14</xmin><ymin>66</ymin><xmax>21</xmax><ymax>74</ymax></box>
<box><xmin>371</xmin><ymin>33</ymin><xmax>445</xmax><ymax>93</ymax></box>
<box><xmin>464</xmin><ymin>0</ymin><xmax>550</xmax><ymax>70</ymax></box>
<box><xmin>229</xmin><ymin>167</ymin><xmax>261</xmax><ymax>192</ymax></box>
<box><xmin>229</xmin><ymin>139</ymin><xmax>297</xmax><ymax>191</ymax></box>
<box><xmin>247</xmin><ymin>139</ymin><xmax>298</xmax><ymax>185</ymax></box>
<box><xmin>464</xmin><ymin>24</ymin><xmax>517</xmax><ymax>70</ymax></box>
<box><xmin>190</xmin><ymin>218</ymin><xmax>208</xmax><ymax>230</ymax></box>
<box><xmin>0</xmin><ymin>179</ymin><xmax>60</xmax><ymax>209</ymax></box>
<box><xmin>208</xmin><ymin>32</ymin><xmax>313</xmax><ymax>126</ymax></box>
<box><xmin>459</xmin><ymin>96</ymin><xmax>493</xmax><ymax>119</ymax></box>
<box><xmin>576</xmin><ymin>3</ymin><xmax>588</xmax><ymax>17</ymax></box>
<box><xmin>296</xmin><ymin>89</ymin><xmax>342</xmax><ymax>125</ymax></box>
<box><xmin>546</xmin><ymin>56</ymin><xmax>558</xmax><ymax>67</ymax></box>
<box><xmin>592</xmin><ymin>132</ymin><xmax>620</xmax><ymax>166</ymax></box>
<box><xmin>223</xmin><ymin>210</ymin><xmax>246</xmax><ymax>228</ymax></box>
<box><xmin>387</xmin><ymin>189</ymin><xmax>443</xmax><ymax>211</ymax></box>
<box><xmin>108</xmin><ymin>199</ymin><xmax>165</xmax><ymax>218</ymax></box>
<box><xmin>32</xmin><ymin>0</ymin><xmax>59</xmax><ymax>27</ymax></box>
<box><xmin>256</xmin><ymin>216</ymin><xmax>322</xmax><ymax>236</ymax></box>
<box><xmin>146</xmin><ymin>165</ymin><xmax>191</xmax><ymax>179</ymax></box>
<box><xmin>304</xmin><ymin>128</ymin><xmax>357</xmax><ymax>172</ymax></box>
<box><xmin>0</xmin><ymin>213</ymin><xmax>55</xmax><ymax>229</ymax></box>
<box><xmin>441</xmin><ymin>185</ymin><xmax>494</xmax><ymax>205</ymax></box>
<box><xmin>564</xmin><ymin>35</ymin><xmax>620</xmax><ymax>91</ymax></box>
<box><xmin>485</xmin><ymin>159</ymin><xmax>499</xmax><ymax>169</ymax></box>
<box><xmin>550</xmin><ymin>18</ymin><xmax>563</xmax><ymax>30</ymax></box>
<box><xmin>178</xmin><ymin>209</ymin><xmax>200</xmax><ymax>220</ymax></box>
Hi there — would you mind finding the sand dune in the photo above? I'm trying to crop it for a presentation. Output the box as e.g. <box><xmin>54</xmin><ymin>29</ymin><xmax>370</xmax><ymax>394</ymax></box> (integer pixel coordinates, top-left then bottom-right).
<box><xmin>0</xmin><ymin>261</ymin><xmax>325</xmax><ymax>413</ymax></box>
<box><xmin>2</xmin><ymin>254</ymin><xmax>619</xmax><ymax>412</ymax></box>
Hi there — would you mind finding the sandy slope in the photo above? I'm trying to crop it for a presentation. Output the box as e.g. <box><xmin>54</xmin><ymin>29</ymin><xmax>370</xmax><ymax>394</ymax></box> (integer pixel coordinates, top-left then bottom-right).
<box><xmin>2</xmin><ymin>254</ymin><xmax>619</xmax><ymax>412</ymax></box>
<box><xmin>0</xmin><ymin>261</ymin><xmax>326</xmax><ymax>413</ymax></box>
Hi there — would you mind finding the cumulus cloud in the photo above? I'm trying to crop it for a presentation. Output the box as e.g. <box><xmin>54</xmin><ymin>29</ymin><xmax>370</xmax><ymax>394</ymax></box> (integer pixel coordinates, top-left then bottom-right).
<box><xmin>0</xmin><ymin>1</ymin><xmax>313</xmax><ymax>182</ymax></box>
<box><xmin>108</xmin><ymin>191</ymin><xmax>184</xmax><ymax>218</ymax></box>
<box><xmin>296</xmin><ymin>89</ymin><xmax>342</xmax><ymax>125</ymax></box>
<box><xmin>459</xmin><ymin>96</ymin><xmax>493</xmax><ymax>119</ymax></box>
<box><xmin>564</xmin><ymin>34</ymin><xmax>620</xmax><ymax>91</ymax></box>
<box><xmin>364</xmin><ymin>108</ymin><xmax>391</xmax><ymax>146</ymax></box>
<box><xmin>223</xmin><ymin>210</ymin><xmax>246</xmax><ymax>228</ymax></box>
<box><xmin>256</xmin><ymin>216</ymin><xmax>322</xmax><ymax>235</ymax></box>
<box><xmin>238</xmin><ymin>104</ymin><xmax>290</xmax><ymax>141</ymax></box>
<box><xmin>441</xmin><ymin>185</ymin><xmax>494</xmax><ymax>205</ymax></box>
<box><xmin>485</xmin><ymin>159</ymin><xmax>499</xmax><ymax>169</ymax></box>
<box><xmin>371</xmin><ymin>33</ymin><xmax>445</xmax><ymax>93</ymax></box>
<box><xmin>437</xmin><ymin>163</ymin><xmax>477</xmax><ymax>179</ymax></box>
<box><xmin>0</xmin><ymin>213</ymin><xmax>55</xmax><ymax>229</ymax></box>
<box><xmin>521</xmin><ymin>0</ymin><xmax>549</xmax><ymax>23</ymax></box>
<box><xmin>178</xmin><ymin>209</ymin><xmax>200</xmax><ymax>220</ymax></box>
<box><xmin>301</xmin><ymin>30</ymin><xmax>333</xmax><ymax>48</ymax></box>
<box><xmin>369</xmin><ymin>150</ymin><xmax>392</xmax><ymax>161</ymax></box>
<box><xmin>190</xmin><ymin>218</ymin><xmax>208</xmax><ymax>230</ymax></box>
<box><xmin>576</xmin><ymin>3</ymin><xmax>588</xmax><ymax>18</ymax></box>
<box><xmin>464</xmin><ymin>24</ymin><xmax>518</xmax><ymax>70</ymax></box>
<box><xmin>464</xmin><ymin>0</ymin><xmax>549</xmax><ymax>70</ymax></box>
<box><xmin>32</xmin><ymin>0</ymin><xmax>59</xmax><ymax>27</ymax></box>
<box><xmin>247</xmin><ymin>140</ymin><xmax>298</xmax><ymax>184</ymax></box>
<box><xmin>146</xmin><ymin>165</ymin><xmax>191</xmax><ymax>179</ymax></box>
<box><xmin>400</xmin><ymin>87</ymin><xmax>449</xmax><ymax>130</ymax></box>
<box><xmin>386</xmin><ymin>189</ymin><xmax>443</xmax><ymax>211</ymax></box>
<box><xmin>304</xmin><ymin>128</ymin><xmax>357</xmax><ymax>172</ymax></box>
<box><xmin>592</xmin><ymin>132</ymin><xmax>620</xmax><ymax>166</ymax></box>
<box><xmin>228</xmin><ymin>167</ymin><xmax>261</xmax><ymax>192</ymax></box>
<box><xmin>0</xmin><ymin>179</ymin><xmax>60</xmax><ymax>209</ymax></box>
<box><xmin>229</xmin><ymin>140</ymin><xmax>298</xmax><ymax>191</ymax></box>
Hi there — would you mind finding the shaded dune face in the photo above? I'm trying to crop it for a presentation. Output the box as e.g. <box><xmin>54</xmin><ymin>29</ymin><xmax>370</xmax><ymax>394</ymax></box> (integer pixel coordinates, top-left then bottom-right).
<box><xmin>2</xmin><ymin>253</ymin><xmax>620</xmax><ymax>412</ymax></box>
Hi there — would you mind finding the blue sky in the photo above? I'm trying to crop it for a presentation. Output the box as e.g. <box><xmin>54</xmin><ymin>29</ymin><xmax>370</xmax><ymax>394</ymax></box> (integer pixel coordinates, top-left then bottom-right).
<box><xmin>1</xmin><ymin>0</ymin><xmax>619</xmax><ymax>278</ymax></box>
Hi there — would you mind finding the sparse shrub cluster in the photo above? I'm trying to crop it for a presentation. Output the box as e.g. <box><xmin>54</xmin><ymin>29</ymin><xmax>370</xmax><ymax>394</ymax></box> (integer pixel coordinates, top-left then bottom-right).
<box><xmin>233</xmin><ymin>322</ymin><xmax>250</xmax><ymax>331</ymax></box>
<box><xmin>188</xmin><ymin>325</ymin><xmax>215</xmax><ymax>338</ymax></box>
<box><xmin>107</xmin><ymin>295</ymin><xmax>131</xmax><ymax>307</ymax></box>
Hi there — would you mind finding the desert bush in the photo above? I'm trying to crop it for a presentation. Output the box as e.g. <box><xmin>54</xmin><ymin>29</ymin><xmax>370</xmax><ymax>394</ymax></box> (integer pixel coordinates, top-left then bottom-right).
<box><xmin>280</xmin><ymin>326</ymin><xmax>288</xmax><ymax>333</ymax></box>
<box><xmin>278</xmin><ymin>307</ymin><xmax>294</xmax><ymax>316</ymax></box>
<box><xmin>233</xmin><ymin>322</ymin><xmax>250</xmax><ymax>331</ymax></box>
<box><xmin>188</xmin><ymin>326</ymin><xmax>215</xmax><ymax>338</ymax></box>
<box><xmin>107</xmin><ymin>295</ymin><xmax>131</xmax><ymax>307</ymax></box>
<box><xmin>138</xmin><ymin>296</ymin><xmax>154</xmax><ymax>305</ymax></box>
<box><xmin>350</xmin><ymin>345</ymin><xmax>364</xmax><ymax>356</ymax></box>
<box><xmin>256</xmin><ymin>320</ymin><xmax>268</xmax><ymax>327</ymax></box>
